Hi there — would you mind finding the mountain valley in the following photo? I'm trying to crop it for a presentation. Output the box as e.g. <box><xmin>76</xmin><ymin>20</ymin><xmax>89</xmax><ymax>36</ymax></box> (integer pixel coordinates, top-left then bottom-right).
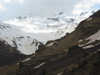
<box><xmin>0</xmin><ymin>10</ymin><xmax>100</xmax><ymax>75</ymax></box>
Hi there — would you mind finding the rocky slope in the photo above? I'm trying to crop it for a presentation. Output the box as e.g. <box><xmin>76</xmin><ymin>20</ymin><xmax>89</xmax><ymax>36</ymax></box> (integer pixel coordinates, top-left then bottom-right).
<box><xmin>63</xmin><ymin>51</ymin><xmax>100</xmax><ymax>75</ymax></box>
<box><xmin>36</xmin><ymin>10</ymin><xmax>100</xmax><ymax>56</ymax></box>
<box><xmin>9</xmin><ymin>10</ymin><xmax>100</xmax><ymax>75</ymax></box>
<box><xmin>0</xmin><ymin>40</ymin><xmax>28</xmax><ymax>67</ymax></box>
<box><xmin>0</xmin><ymin>10</ymin><xmax>99</xmax><ymax>75</ymax></box>
<box><xmin>0</xmin><ymin>10</ymin><xmax>98</xmax><ymax>75</ymax></box>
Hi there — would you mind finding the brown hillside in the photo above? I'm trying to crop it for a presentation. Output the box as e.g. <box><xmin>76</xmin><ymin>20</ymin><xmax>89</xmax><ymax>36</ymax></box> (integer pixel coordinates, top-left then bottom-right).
<box><xmin>36</xmin><ymin>10</ymin><xmax>100</xmax><ymax>56</ymax></box>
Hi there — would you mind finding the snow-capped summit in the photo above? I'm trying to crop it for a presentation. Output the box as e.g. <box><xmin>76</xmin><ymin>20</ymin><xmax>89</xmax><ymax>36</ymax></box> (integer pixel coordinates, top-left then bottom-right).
<box><xmin>0</xmin><ymin>11</ymin><xmax>94</xmax><ymax>55</ymax></box>
<box><xmin>0</xmin><ymin>21</ymin><xmax>42</xmax><ymax>55</ymax></box>
<box><xmin>59</xmin><ymin>12</ymin><xmax>64</xmax><ymax>15</ymax></box>
<box><xmin>80</xmin><ymin>12</ymin><xmax>88</xmax><ymax>16</ymax></box>
<box><xmin>80</xmin><ymin>11</ymin><xmax>95</xmax><ymax>17</ymax></box>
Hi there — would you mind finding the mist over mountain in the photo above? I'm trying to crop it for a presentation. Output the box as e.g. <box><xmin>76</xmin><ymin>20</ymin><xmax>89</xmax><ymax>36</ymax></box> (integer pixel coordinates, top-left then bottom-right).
<box><xmin>0</xmin><ymin>0</ymin><xmax>100</xmax><ymax>75</ymax></box>
<box><xmin>0</xmin><ymin>11</ymin><xmax>94</xmax><ymax>55</ymax></box>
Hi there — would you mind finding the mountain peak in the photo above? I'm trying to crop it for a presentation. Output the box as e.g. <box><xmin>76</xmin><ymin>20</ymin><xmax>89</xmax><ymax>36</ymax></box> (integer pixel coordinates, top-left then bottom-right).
<box><xmin>80</xmin><ymin>12</ymin><xmax>88</xmax><ymax>16</ymax></box>
<box><xmin>59</xmin><ymin>12</ymin><xmax>64</xmax><ymax>15</ymax></box>
<box><xmin>80</xmin><ymin>11</ymin><xmax>95</xmax><ymax>17</ymax></box>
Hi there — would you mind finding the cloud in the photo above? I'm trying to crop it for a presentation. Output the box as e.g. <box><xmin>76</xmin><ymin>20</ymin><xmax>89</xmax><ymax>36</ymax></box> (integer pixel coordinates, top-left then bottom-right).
<box><xmin>18</xmin><ymin>0</ymin><xmax>23</xmax><ymax>2</ymax></box>
<box><xmin>0</xmin><ymin>0</ymin><xmax>100</xmax><ymax>21</ymax></box>
<box><xmin>0</xmin><ymin>4</ymin><xmax>5</xmax><ymax>11</ymax></box>
<box><xmin>0</xmin><ymin>0</ymin><xmax>23</xmax><ymax>11</ymax></box>
<box><xmin>0</xmin><ymin>0</ymin><xmax>11</xmax><ymax>11</ymax></box>
<box><xmin>73</xmin><ymin>0</ymin><xmax>100</xmax><ymax>15</ymax></box>
<box><xmin>0</xmin><ymin>0</ymin><xmax>11</xmax><ymax>3</ymax></box>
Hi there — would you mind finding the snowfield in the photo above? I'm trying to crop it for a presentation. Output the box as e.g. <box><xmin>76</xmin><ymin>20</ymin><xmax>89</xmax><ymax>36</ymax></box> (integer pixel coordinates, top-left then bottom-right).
<box><xmin>86</xmin><ymin>30</ymin><xmax>100</xmax><ymax>44</ymax></box>
<box><xmin>0</xmin><ymin>11</ymin><xmax>94</xmax><ymax>55</ymax></box>
<box><xmin>79</xmin><ymin>30</ymin><xmax>100</xmax><ymax>49</ymax></box>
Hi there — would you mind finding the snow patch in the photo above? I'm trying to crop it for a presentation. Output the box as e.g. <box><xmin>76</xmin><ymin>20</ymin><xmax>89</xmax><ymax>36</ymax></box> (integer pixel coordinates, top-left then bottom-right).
<box><xmin>57</xmin><ymin>72</ymin><xmax>63</xmax><ymax>75</ymax></box>
<box><xmin>97</xmin><ymin>49</ymin><xmax>100</xmax><ymax>52</ymax></box>
<box><xmin>34</xmin><ymin>62</ymin><xmax>45</xmax><ymax>68</ymax></box>
<box><xmin>86</xmin><ymin>30</ymin><xmax>100</xmax><ymax>44</ymax></box>
<box><xmin>82</xmin><ymin>42</ymin><xmax>100</xmax><ymax>49</ymax></box>
<box><xmin>87</xmin><ymin>17</ymin><xmax>92</xmax><ymax>21</ymax></box>
<box><xmin>78</xmin><ymin>39</ymin><xmax>83</xmax><ymax>42</ymax></box>
<box><xmin>83</xmin><ymin>45</ymin><xmax>93</xmax><ymax>49</ymax></box>
<box><xmin>22</xmin><ymin>58</ymin><xmax>31</xmax><ymax>62</ymax></box>
<box><xmin>46</xmin><ymin>42</ymin><xmax>54</xmax><ymax>46</ymax></box>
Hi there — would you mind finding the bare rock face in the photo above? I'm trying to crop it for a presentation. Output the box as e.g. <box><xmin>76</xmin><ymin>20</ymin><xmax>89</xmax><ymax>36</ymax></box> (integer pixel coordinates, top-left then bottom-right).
<box><xmin>0</xmin><ymin>41</ymin><xmax>27</xmax><ymax>67</ymax></box>
<box><xmin>68</xmin><ymin>45</ymin><xmax>83</xmax><ymax>54</ymax></box>
<box><xmin>0</xmin><ymin>41</ymin><xmax>19</xmax><ymax>54</ymax></box>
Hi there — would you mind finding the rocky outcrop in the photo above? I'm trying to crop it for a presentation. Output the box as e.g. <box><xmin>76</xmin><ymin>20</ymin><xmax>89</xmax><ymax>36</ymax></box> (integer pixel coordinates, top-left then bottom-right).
<box><xmin>0</xmin><ymin>40</ymin><xmax>19</xmax><ymax>54</ymax></box>
<box><xmin>0</xmin><ymin>40</ymin><xmax>27</xmax><ymax>67</ymax></box>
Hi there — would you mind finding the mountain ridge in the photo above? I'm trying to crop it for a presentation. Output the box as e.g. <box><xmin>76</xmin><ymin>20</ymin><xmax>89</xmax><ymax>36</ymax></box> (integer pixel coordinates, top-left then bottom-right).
<box><xmin>0</xmin><ymin>10</ymin><xmax>100</xmax><ymax>75</ymax></box>
<box><xmin>0</xmin><ymin>11</ymin><xmax>94</xmax><ymax>55</ymax></box>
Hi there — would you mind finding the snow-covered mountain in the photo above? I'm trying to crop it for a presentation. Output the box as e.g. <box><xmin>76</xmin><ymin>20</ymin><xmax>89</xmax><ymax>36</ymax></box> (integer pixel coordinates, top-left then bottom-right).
<box><xmin>0</xmin><ymin>21</ymin><xmax>41</xmax><ymax>55</ymax></box>
<box><xmin>0</xmin><ymin>11</ymin><xmax>94</xmax><ymax>55</ymax></box>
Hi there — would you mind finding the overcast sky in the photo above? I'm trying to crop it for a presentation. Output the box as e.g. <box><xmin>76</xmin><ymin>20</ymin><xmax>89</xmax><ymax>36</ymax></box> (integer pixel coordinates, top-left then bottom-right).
<box><xmin>0</xmin><ymin>0</ymin><xmax>100</xmax><ymax>21</ymax></box>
